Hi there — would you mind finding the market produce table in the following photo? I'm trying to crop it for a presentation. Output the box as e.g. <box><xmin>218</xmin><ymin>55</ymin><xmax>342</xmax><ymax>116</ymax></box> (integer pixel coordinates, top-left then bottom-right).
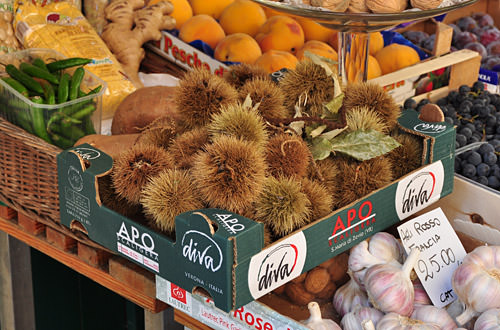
<box><xmin>0</xmin><ymin>204</ymin><xmax>180</xmax><ymax>330</ymax></box>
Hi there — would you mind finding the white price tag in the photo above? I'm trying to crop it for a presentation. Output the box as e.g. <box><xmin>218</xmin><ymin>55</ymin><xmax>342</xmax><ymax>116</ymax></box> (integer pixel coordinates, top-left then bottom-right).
<box><xmin>397</xmin><ymin>208</ymin><xmax>467</xmax><ymax>308</ymax></box>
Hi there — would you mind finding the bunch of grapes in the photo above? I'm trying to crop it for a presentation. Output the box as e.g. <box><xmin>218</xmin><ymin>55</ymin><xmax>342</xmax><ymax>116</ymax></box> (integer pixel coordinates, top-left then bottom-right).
<box><xmin>403</xmin><ymin>81</ymin><xmax>500</xmax><ymax>191</ymax></box>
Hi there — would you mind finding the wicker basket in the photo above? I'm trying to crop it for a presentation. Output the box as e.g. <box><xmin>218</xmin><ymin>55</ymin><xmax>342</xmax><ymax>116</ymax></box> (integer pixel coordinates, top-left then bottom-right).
<box><xmin>0</xmin><ymin>116</ymin><xmax>110</xmax><ymax>250</ymax></box>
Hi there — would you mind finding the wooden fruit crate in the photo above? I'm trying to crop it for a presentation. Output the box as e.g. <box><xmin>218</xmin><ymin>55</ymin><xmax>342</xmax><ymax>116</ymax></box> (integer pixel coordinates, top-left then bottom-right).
<box><xmin>443</xmin><ymin>0</ymin><xmax>500</xmax><ymax>26</ymax></box>
<box><xmin>0</xmin><ymin>204</ymin><xmax>168</xmax><ymax>313</ymax></box>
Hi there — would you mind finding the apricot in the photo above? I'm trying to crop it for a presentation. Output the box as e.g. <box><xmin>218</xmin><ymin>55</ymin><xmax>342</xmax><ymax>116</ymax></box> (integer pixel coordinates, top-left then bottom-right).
<box><xmin>255</xmin><ymin>15</ymin><xmax>305</xmax><ymax>53</ymax></box>
<box><xmin>296</xmin><ymin>17</ymin><xmax>336</xmax><ymax>43</ymax></box>
<box><xmin>219</xmin><ymin>0</ymin><xmax>267</xmax><ymax>37</ymax></box>
<box><xmin>188</xmin><ymin>0</ymin><xmax>234</xmax><ymax>19</ymax></box>
<box><xmin>375</xmin><ymin>43</ymin><xmax>420</xmax><ymax>75</ymax></box>
<box><xmin>214</xmin><ymin>33</ymin><xmax>262</xmax><ymax>64</ymax></box>
<box><xmin>295</xmin><ymin>40</ymin><xmax>338</xmax><ymax>62</ymax></box>
<box><xmin>369</xmin><ymin>32</ymin><xmax>384</xmax><ymax>56</ymax></box>
<box><xmin>367</xmin><ymin>55</ymin><xmax>382</xmax><ymax>79</ymax></box>
<box><xmin>179</xmin><ymin>14</ymin><xmax>226</xmax><ymax>50</ymax></box>
<box><xmin>254</xmin><ymin>50</ymin><xmax>298</xmax><ymax>73</ymax></box>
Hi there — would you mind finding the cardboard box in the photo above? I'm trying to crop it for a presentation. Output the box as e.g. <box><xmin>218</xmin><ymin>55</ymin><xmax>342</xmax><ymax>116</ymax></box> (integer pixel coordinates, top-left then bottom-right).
<box><xmin>57</xmin><ymin>109</ymin><xmax>456</xmax><ymax>313</ymax></box>
<box><xmin>478</xmin><ymin>67</ymin><xmax>500</xmax><ymax>94</ymax></box>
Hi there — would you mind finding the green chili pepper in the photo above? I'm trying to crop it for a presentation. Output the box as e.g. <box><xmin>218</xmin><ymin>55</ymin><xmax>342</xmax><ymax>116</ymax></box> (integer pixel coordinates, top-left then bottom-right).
<box><xmin>69</xmin><ymin>67</ymin><xmax>85</xmax><ymax>100</ymax></box>
<box><xmin>46</xmin><ymin>58</ymin><xmax>92</xmax><ymax>72</ymax></box>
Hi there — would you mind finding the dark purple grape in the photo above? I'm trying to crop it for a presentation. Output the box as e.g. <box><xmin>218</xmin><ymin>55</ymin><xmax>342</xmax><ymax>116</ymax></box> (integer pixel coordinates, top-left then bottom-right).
<box><xmin>477</xmin><ymin>176</ymin><xmax>489</xmax><ymax>185</ymax></box>
<box><xmin>488</xmin><ymin>175</ymin><xmax>500</xmax><ymax>189</ymax></box>
<box><xmin>462</xmin><ymin>163</ymin><xmax>477</xmax><ymax>177</ymax></box>
<box><xmin>459</xmin><ymin>127</ymin><xmax>473</xmax><ymax>138</ymax></box>
<box><xmin>484</xmin><ymin>151</ymin><xmax>498</xmax><ymax>165</ymax></box>
<box><xmin>456</xmin><ymin>134</ymin><xmax>467</xmax><ymax>147</ymax></box>
<box><xmin>477</xmin><ymin>163</ymin><xmax>491</xmax><ymax>176</ymax></box>
<box><xmin>473</xmin><ymin>81</ymin><xmax>485</xmax><ymax>92</ymax></box>
<box><xmin>403</xmin><ymin>98</ymin><xmax>417</xmax><ymax>110</ymax></box>
<box><xmin>467</xmin><ymin>151</ymin><xmax>482</xmax><ymax>165</ymax></box>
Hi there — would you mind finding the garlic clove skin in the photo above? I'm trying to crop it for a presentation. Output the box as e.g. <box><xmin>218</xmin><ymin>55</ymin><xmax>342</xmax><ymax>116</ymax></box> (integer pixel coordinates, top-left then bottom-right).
<box><xmin>341</xmin><ymin>306</ymin><xmax>384</xmax><ymax>330</ymax></box>
<box><xmin>333</xmin><ymin>275</ymin><xmax>371</xmax><ymax>316</ymax></box>
<box><xmin>376</xmin><ymin>313</ymin><xmax>441</xmax><ymax>330</ymax></box>
<box><xmin>364</xmin><ymin>248</ymin><xmax>420</xmax><ymax>316</ymax></box>
<box><xmin>413</xmin><ymin>281</ymin><xmax>432</xmax><ymax>306</ymax></box>
<box><xmin>368</xmin><ymin>232</ymin><xmax>406</xmax><ymax>264</ymax></box>
<box><xmin>301</xmin><ymin>301</ymin><xmax>342</xmax><ymax>330</ymax></box>
<box><xmin>452</xmin><ymin>246</ymin><xmax>500</xmax><ymax>325</ymax></box>
<box><xmin>474</xmin><ymin>308</ymin><xmax>500</xmax><ymax>330</ymax></box>
<box><xmin>411</xmin><ymin>305</ymin><xmax>457</xmax><ymax>330</ymax></box>
<box><xmin>348</xmin><ymin>240</ymin><xmax>388</xmax><ymax>272</ymax></box>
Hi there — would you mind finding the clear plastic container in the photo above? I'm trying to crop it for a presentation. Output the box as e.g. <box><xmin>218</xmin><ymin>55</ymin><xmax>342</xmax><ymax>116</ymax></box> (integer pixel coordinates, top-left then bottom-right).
<box><xmin>0</xmin><ymin>48</ymin><xmax>106</xmax><ymax>149</ymax></box>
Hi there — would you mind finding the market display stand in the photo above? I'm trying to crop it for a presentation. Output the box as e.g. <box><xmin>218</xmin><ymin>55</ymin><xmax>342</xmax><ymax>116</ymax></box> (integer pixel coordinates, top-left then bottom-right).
<box><xmin>0</xmin><ymin>204</ymin><xmax>178</xmax><ymax>330</ymax></box>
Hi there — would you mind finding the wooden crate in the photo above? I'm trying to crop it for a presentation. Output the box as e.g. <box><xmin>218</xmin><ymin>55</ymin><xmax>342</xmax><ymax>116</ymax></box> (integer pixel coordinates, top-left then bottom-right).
<box><xmin>0</xmin><ymin>204</ymin><xmax>167</xmax><ymax>313</ymax></box>
<box><xmin>443</xmin><ymin>0</ymin><xmax>500</xmax><ymax>26</ymax></box>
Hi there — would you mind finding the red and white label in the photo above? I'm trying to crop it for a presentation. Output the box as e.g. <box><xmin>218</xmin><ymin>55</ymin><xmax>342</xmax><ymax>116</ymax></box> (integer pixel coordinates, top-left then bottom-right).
<box><xmin>395</xmin><ymin>161</ymin><xmax>445</xmax><ymax>220</ymax></box>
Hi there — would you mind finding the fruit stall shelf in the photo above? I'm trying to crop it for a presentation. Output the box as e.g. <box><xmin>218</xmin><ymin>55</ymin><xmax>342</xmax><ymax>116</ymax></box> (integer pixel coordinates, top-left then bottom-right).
<box><xmin>0</xmin><ymin>203</ymin><xmax>168</xmax><ymax>314</ymax></box>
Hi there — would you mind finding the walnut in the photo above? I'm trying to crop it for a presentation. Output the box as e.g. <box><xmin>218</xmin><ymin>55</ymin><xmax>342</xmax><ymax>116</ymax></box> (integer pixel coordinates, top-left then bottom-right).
<box><xmin>410</xmin><ymin>0</ymin><xmax>443</xmax><ymax>10</ymax></box>
<box><xmin>366</xmin><ymin>0</ymin><xmax>407</xmax><ymax>13</ymax></box>
<box><xmin>310</xmin><ymin>0</ymin><xmax>350</xmax><ymax>12</ymax></box>
<box><xmin>348</xmin><ymin>0</ymin><xmax>369</xmax><ymax>12</ymax></box>
<box><xmin>304</xmin><ymin>267</ymin><xmax>331</xmax><ymax>294</ymax></box>
<box><xmin>285</xmin><ymin>282</ymin><xmax>315</xmax><ymax>306</ymax></box>
<box><xmin>314</xmin><ymin>280</ymin><xmax>337</xmax><ymax>300</ymax></box>
<box><xmin>291</xmin><ymin>272</ymin><xmax>308</xmax><ymax>284</ymax></box>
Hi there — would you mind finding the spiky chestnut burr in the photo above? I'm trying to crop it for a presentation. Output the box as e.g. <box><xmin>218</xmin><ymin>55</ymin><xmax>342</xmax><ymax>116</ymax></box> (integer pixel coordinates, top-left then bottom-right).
<box><xmin>266</xmin><ymin>133</ymin><xmax>312</xmax><ymax>178</ymax></box>
<box><xmin>388</xmin><ymin>131</ymin><xmax>423</xmax><ymax>179</ymax></box>
<box><xmin>98</xmin><ymin>175</ymin><xmax>141</xmax><ymax>219</ymax></box>
<box><xmin>191</xmin><ymin>135</ymin><xmax>267</xmax><ymax>213</ymax></box>
<box><xmin>175</xmin><ymin>67</ymin><xmax>239</xmax><ymax>130</ymax></box>
<box><xmin>140</xmin><ymin>169</ymin><xmax>204</xmax><ymax>234</ymax></box>
<box><xmin>137</xmin><ymin>116</ymin><xmax>177</xmax><ymax>149</ymax></box>
<box><xmin>223</xmin><ymin>63</ymin><xmax>270</xmax><ymax>89</ymax></box>
<box><xmin>345</xmin><ymin>106</ymin><xmax>388</xmax><ymax>133</ymax></box>
<box><xmin>300</xmin><ymin>177</ymin><xmax>334</xmax><ymax>221</ymax></box>
<box><xmin>207</xmin><ymin>103</ymin><xmax>268</xmax><ymax>150</ymax></box>
<box><xmin>238</xmin><ymin>77</ymin><xmax>288</xmax><ymax>120</ymax></box>
<box><xmin>253</xmin><ymin>176</ymin><xmax>312</xmax><ymax>237</ymax></box>
<box><xmin>279</xmin><ymin>61</ymin><xmax>337</xmax><ymax>117</ymax></box>
<box><xmin>168</xmin><ymin>127</ymin><xmax>209</xmax><ymax>170</ymax></box>
<box><xmin>308</xmin><ymin>157</ymin><xmax>340</xmax><ymax>208</ymax></box>
<box><xmin>335</xmin><ymin>156</ymin><xmax>393</xmax><ymax>208</ymax></box>
<box><xmin>343</xmin><ymin>82</ymin><xmax>401</xmax><ymax>131</ymax></box>
<box><xmin>111</xmin><ymin>144</ymin><xmax>173</xmax><ymax>204</ymax></box>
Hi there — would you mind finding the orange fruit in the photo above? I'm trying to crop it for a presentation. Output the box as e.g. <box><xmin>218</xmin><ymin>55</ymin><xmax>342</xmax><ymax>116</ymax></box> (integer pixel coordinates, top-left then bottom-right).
<box><xmin>178</xmin><ymin>14</ymin><xmax>226</xmax><ymax>49</ymax></box>
<box><xmin>375</xmin><ymin>43</ymin><xmax>420</xmax><ymax>74</ymax></box>
<box><xmin>255</xmin><ymin>15</ymin><xmax>305</xmax><ymax>53</ymax></box>
<box><xmin>296</xmin><ymin>17</ymin><xmax>336</xmax><ymax>42</ymax></box>
<box><xmin>214</xmin><ymin>33</ymin><xmax>262</xmax><ymax>64</ymax></box>
<box><xmin>295</xmin><ymin>40</ymin><xmax>338</xmax><ymax>62</ymax></box>
<box><xmin>188</xmin><ymin>0</ymin><xmax>234</xmax><ymax>19</ymax></box>
<box><xmin>219</xmin><ymin>0</ymin><xmax>267</xmax><ymax>37</ymax></box>
<box><xmin>327</xmin><ymin>31</ymin><xmax>339</xmax><ymax>51</ymax></box>
<box><xmin>367</xmin><ymin>55</ymin><xmax>382</xmax><ymax>79</ymax></box>
<box><xmin>254</xmin><ymin>50</ymin><xmax>298</xmax><ymax>73</ymax></box>
<box><xmin>369</xmin><ymin>32</ymin><xmax>384</xmax><ymax>56</ymax></box>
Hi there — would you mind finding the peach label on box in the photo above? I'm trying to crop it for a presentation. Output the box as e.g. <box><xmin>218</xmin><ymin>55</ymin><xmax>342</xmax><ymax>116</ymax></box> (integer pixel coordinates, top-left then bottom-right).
<box><xmin>397</xmin><ymin>207</ymin><xmax>467</xmax><ymax>308</ymax></box>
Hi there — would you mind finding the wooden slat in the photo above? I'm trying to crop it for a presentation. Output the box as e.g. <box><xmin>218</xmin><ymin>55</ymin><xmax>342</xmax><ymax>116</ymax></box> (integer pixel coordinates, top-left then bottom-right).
<box><xmin>370</xmin><ymin>49</ymin><xmax>481</xmax><ymax>87</ymax></box>
<box><xmin>0</xmin><ymin>215</ymin><xmax>168</xmax><ymax>313</ymax></box>
<box><xmin>174</xmin><ymin>309</ymin><xmax>214</xmax><ymax>330</ymax></box>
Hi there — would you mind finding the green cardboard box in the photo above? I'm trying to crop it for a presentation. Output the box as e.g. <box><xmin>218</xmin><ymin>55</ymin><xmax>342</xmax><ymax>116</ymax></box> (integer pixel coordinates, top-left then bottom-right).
<box><xmin>57</xmin><ymin>109</ymin><xmax>456</xmax><ymax>312</ymax></box>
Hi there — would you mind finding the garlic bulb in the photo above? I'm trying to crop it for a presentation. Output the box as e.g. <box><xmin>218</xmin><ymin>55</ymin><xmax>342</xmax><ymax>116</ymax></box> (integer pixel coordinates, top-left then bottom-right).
<box><xmin>376</xmin><ymin>313</ymin><xmax>441</xmax><ymax>330</ymax></box>
<box><xmin>333</xmin><ymin>273</ymin><xmax>370</xmax><ymax>316</ymax></box>
<box><xmin>411</xmin><ymin>305</ymin><xmax>457</xmax><ymax>330</ymax></box>
<box><xmin>474</xmin><ymin>308</ymin><xmax>500</xmax><ymax>330</ymax></box>
<box><xmin>413</xmin><ymin>281</ymin><xmax>432</xmax><ymax>306</ymax></box>
<box><xmin>341</xmin><ymin>306</ymin><xmax>384</xmax><ymax>330</ymax></box>
<box><xmin>301</xmin><ymin>301</ymin><xmax>342</xmax><ymax>330</ymax></box>
<box><xmin>348</xmin><ymin>232</ymin><xmax>404</xmax><ymax>288</ymax></box>
<box><xmin>452</xmin><ymin>246</ymin><xmax>500</xmax><ymax>325</ymax></box>
<box><xmin>364</xmin><ymin>248</ymin><xmax>420</xmax><ymax>316</ymax></box>
<box><xmin>446</xmin><ymin>300</ymin><xmax>475</xmax><ymax>330</ymax></box>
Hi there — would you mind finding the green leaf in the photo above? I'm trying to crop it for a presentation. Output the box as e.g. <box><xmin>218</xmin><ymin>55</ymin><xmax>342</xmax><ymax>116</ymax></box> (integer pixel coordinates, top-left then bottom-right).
<box><xmin>310</xmin><ymin>137</ymin><xmax>334</xmax><ymax>160</ymax></box>
<box><xmin>324</xmin><ymin>92</ymin><xmax>344</xmax><ymax>116</ymax></box>
<box><xmin>329</xmin><ymin>129</ymin><xmax>401</xmax><ymax>161</ymax></box>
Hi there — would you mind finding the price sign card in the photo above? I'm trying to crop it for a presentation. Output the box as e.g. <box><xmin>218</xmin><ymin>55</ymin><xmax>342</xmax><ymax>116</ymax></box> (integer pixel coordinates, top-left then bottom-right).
<box><xmin>397</xmin><ymin>207</ymin><xmax>467</xmax><ymax>308</ymax></box>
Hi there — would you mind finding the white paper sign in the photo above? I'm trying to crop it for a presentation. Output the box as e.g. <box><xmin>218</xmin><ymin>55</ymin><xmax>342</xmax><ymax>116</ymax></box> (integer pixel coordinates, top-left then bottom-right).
<box><xmin>397</xmin><ymin>207</ymin><xmax>467</xmax><ymax>308</ymax></box>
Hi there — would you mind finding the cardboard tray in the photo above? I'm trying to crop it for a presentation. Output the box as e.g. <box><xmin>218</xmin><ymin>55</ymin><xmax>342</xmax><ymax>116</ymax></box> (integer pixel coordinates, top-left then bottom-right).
<box><xmin>57</xmin><ymin>109</ymin><xmax>456</xmax><ymax>313</ymax></box>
